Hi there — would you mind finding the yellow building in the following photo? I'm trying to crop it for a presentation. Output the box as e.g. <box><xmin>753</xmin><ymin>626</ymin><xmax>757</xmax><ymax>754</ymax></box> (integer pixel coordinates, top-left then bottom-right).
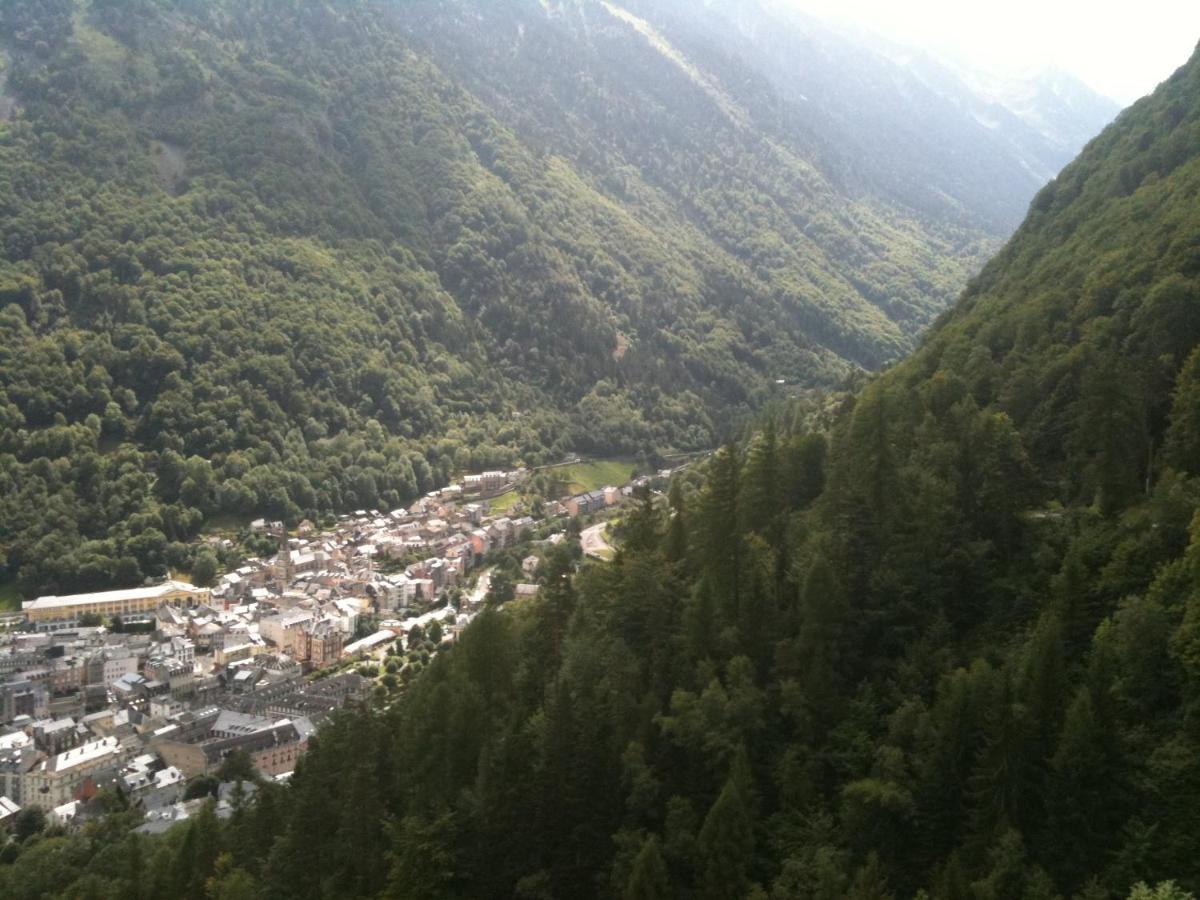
<box><xmin>22</xmin><ymin>737</ymin><xmax>132</xmax><ymax>809</ymax></box>
<box><xmin>23</xmin><ymin>582</ymin><xmax>210</xmax><ymax>631</ymax></box>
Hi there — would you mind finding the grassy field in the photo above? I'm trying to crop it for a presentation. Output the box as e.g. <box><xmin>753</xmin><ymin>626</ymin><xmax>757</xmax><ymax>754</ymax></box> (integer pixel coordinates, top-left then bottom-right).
<box><xmin>0</xmin><ymin>578</ymin><xmax>21</xmax><ymax>612</ymax></box>
<box><xmin>556</xmin><ymin>459</ymin><xmax>636</xmax><ymax>495</ymax></box>
<box><xmin>488</xmin><ymin>490</ymin><xmax>522</xmax><ymax>513</ymax></box>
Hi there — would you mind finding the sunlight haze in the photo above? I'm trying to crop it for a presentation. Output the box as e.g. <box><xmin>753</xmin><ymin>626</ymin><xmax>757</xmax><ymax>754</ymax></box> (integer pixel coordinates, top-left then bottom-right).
<box><xmin>781</xmin><ymin>0</ymin><xmax>1200</xmax><ymax>103</ymax></box>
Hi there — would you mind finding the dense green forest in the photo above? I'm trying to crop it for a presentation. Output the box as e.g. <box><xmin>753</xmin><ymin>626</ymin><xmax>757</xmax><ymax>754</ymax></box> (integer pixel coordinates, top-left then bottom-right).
<box><xmin>0</xmin><ymin>0</ymin><xmax>1020</xmax><ymax>599</ymax></box>
<box><xmin>4</xmin><ymin>35</ymin><xmax>1200</xmax><ymax>900</ymax></box>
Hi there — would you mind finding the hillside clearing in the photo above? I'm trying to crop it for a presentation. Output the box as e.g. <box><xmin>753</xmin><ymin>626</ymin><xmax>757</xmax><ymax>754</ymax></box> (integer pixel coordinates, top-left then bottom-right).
<box><xmin>555</xmin><ymin>459</ymin><xmax>636</xmax><ymax>494</ymax></box>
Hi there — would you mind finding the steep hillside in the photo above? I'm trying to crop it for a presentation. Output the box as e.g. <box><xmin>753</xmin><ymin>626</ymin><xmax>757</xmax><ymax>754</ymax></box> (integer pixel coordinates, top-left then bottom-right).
<box><xmin>0</xmin><ymin>0</ymin><xmax>1120</xmax><ymax>601</ymax></box>
<box><xmin>648</xmin><ymin>0</ymin><xmax>1119</xmax><ymax>231</ymax></box>
<box><xmin>893</xmin><ymin>42</ymin><xmax>1200</xmax><ymax>511</ymax></box>
<box><xmin>0</xmin><ymin>0</ymin><xmax>1027</xmax><ymax>597</ymax></box>
<box><xmin>4</xmin><ymin>31</ymin><xmax>1199</xmax><ymax>900</ymax></box>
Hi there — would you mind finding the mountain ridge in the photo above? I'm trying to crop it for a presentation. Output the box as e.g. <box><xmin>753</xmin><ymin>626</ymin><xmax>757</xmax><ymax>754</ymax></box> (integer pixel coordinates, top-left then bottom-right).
<box><xmin>0</xmin><ymin>0</ymin><xmax>1113</xmax><ymax>598</ymax></box>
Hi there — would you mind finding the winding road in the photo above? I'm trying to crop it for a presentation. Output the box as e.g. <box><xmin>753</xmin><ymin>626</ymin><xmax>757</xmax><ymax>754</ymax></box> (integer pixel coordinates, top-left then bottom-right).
<box><xmin>581</xmin><ymin>523</ymin><xmax>614</xmax><ymax>560</ymax></box>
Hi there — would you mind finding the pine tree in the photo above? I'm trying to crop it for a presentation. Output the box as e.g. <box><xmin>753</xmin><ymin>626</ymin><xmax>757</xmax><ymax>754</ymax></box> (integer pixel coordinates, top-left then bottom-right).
<box><xmin>1165</xmin><ymin>347</ymin><xmax>1200</xmax><ymax>476</ymax></box>
<box><xmin>696</xmin><ymin>773</ymin><xmax>755</xmax><ymax>900</ymax></box>
<box><xmin>534</xmin><ymin>545</ymin><xmax>578</xmax><ymax>672</ymax></box>
<box><xmin>622</xmin><ymin>486</ymin><xmax>662</xmax><ymax>557</ymax></box>
<box><xmin>785</xmin><ymin>555</ymin><xmax>846</xmax><ymax>719</ymax></box>
<box><xmin>739</xmin><ymin>422</ymin><xmax>780</xmax><ymax>537</ymax></box>
<box><xmin>185</xmin><ymin>801</ymin><xmax>221</xmax><ymax>900</ymax></box>
<box><xmin>696</xmin><ymin>444</ymin><xmax>742</xmax><ymax>612</ymax></box>
<box><xmin>1043</xmin><ymin>687</ymin><xmax>1122</xmax><ymax>889</ymax></box>
<box><xmin>683</xmin><ymin>577</ymin><xmax>719</xmax><ymax>662</ymax></box>
<box><xmin>737</xmin><ymin>536</ymin><xmax>776</xmax><ymax>677</ymax></box>
<box><xmin>205</xmin><ymin>854</ymin><xmax>260</xmax><ymax>900</ymax></box>
<box><xmin>664</xmin><ymin>479</ymin><xmax>688</xmax><ymax>565</ymax></box>
<box><xmin>1069</xmin><ymin>347</ymin><xmax>1148</xmax><ymax>515</ymax></box>
<box><xmin>848</xmin><ymin>852</ymin><xmax>895</xmax><ymax>899</ymax></box>
<box><xmin>967</xmin><ymin>677</ymin><xmax>1038</xmax><ymax>842</ymax></box>
<box><xmin>1014</xmin><ymin>613</ymin><xmax>1067</xmax><ymax>771</ymax></box>
<box><xmin>625</xmin><ymin>835</ymin><xmax>671</xmax><ymax>900</ymax></box>
<box><xmin>1055</xmin><ymin>546</ymin><xmax>1099</xmax><ymax>654</ymax></box>
<box><xmin>385</xmin><ymin>814</ymin><xmax>460</xmax><ymax>900</ymax></box>
<box><xmin>782</xmin><ymin>432</ymin><xmax>827</xmax><ymax>511</ymax></box>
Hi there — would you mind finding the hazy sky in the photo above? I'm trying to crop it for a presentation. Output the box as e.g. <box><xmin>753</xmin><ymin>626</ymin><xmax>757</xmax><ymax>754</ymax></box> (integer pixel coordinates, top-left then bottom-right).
<box><xmin>785</xmin><ymin>0</ymin><xmax>1200</xmax><ymax>104</ymax></box>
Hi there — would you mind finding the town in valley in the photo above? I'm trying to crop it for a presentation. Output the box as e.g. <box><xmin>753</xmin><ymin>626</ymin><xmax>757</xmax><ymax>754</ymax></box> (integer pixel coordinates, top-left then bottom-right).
<box><xmin>0</xmin><ymin>463</ymin><xmax>676</xmax><ymax>835</ymax></box>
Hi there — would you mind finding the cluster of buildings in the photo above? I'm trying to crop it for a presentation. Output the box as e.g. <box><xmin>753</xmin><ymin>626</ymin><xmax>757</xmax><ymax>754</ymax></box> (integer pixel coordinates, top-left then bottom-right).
<box><xmin>0</xmin><ymin>463</ymin><xmax>665</xmax><ymax>834</ymax></box>
<box><xmin>0</xmin><ymin>613</ymin><xmax>369</xmax><ymax>827</ymax></box>
<box><xmin>564</xmin><ymin>484</ymin><xmax>626</xmax><ymax>518</ymax></box>
<box><xmin>237</xmin><ymin>481</ymin><xmax>540</xmax><ymax>611</ymax></box>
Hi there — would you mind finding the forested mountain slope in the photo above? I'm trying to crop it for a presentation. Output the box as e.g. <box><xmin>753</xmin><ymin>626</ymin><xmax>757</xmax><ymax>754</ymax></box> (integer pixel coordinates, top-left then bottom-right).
<box><xmin>635</xmin><ymin>0</ymin><xmax>1119</xmax><ymax>232</ymax></box>
<box><xmin>4</xmin><ymin>32</ymin><xmax>1200</xmax><ymax>900</ymax></box>
<box><xmin>0</xmin><ymin>0</ymin><xmax>1111</xmax><ymax>598</ymax></box>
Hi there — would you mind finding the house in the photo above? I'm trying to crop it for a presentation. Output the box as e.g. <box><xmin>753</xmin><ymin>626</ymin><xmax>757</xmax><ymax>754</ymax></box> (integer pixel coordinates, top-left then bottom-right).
<box><xmin>228</xmin><ymin>668</ymin><xmax>262</xmax><ymax>694</ymax></box>
<box><xmin>487</xmin><ymin>518</ymin><xmax>514</xmax><ymax>549</ymax></box>
<box><xmin>155</xmin><ymin>711</ymin><xmax>312</xmax><ymax>779</ymax></box>
<box><xmin>258</xmin><ymin>612</ymin><xmax>315</xmax><ymax>657</ymax></box>
<box><xmin>149</xmin><ymin>695</ymin><xmax>186</xmax><ymax>719</ymax></box>
<box><xmin>121</xmin><ymin>754</ymin><xmax>185</xmax><ymax>809</ymax></box>
<box><xmin>21</xmin><ymin>736</ymin><xmax>130</xmax><ymax>810</ymax></box>
<box><xmin>48</xmin><ymin>658</ymin><xmax>85</xmax><ymax>696</ymax></box>
<box><xmin>0</xmin><ymin>744</ymin><xmax>39</xmax><ymax>806</ymax></box>
<box><xmin>80</xmin><ymin>709</ymin><xmax>114</xmax><ymax>735</ymax></box>
<box><xmin>0</xmin><ymin>795</ymin><xmax>19</xmax><ymax>830</ymax></box>
<box><xmin>135</xmin><ymin>797</ymin><xmax>228</xmax><ymax>835</ymax></box>
<box><xmin>101</xmin><ymin>652</ymin><xmax>138</xmax><ymax>688</ymax></box>
<box><xmin>51</xmin><ymin>800</ymin><xmax>81</xmax><ymax>827</ymax></box>
<box><xmin>144</xmin><ymin>656</ymin><xmax>194</xmax><ymax>700</ymax></box>
<box><xmin>32</xmin><ymin>718</ymin><xmax>80</xmax><ymax>755</ymax></box>
<box><xmin>0</xmin><ymin>678</ymin><xmax>49</xmax><ymax>724</ymax></box>
<box><xmin>469</xmin><ymin>529</ymin><xmax>491</xmax><ymax>559</ymax></box>
<box><xmin>327</xmin><ymin>599</ymin><xmax>364</xmax><ymax>635</ymax></box>
<box><xmin>170</xmin><ymin>638</ymin><xmax>196</xmax><ymax>669</ymax></box>
<box><xmin>482</xmin><ymin>471</ymin><xmax>509</xmax><ymax>493</ymax></box>
<box><xmin>462</xmin><ymin>471</ymin><xmax>509</xmax><ymax>495</ymax></box>
<box><xmin>214</xmin><ymin>641</ymin><xmax>265</xmax><ymax>668</ymax></box>
<box><xmin>303</xmin><ymin>621</ymin><xmax>344</xmax><ymax>671</ymax></box>
<box><xmin>110</xmin><ymin>672</ymin><xmax>148</xmax><ymax>703</ymax></box>
<box><xmin>380</xmin><ymin>575</ymin><xmax>419</xmax><ymax>611</ymax></box>
<box><xmin>288</xmin><ymin>549</ymin><xmax>320</xmax><ymax>576</ymax></box>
